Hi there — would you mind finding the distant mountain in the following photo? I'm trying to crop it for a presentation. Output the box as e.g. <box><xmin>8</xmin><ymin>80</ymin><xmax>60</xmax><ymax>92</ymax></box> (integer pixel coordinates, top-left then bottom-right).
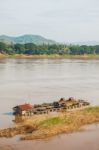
<box><xmin>72</xmin><ymin>41</ymin><xmax>99</xmax><ymax>46</ymax></box>
<box><xmin>0</xmin><ymin>34</ymin><xmax>56</xmax><ymax>45</ymax></box>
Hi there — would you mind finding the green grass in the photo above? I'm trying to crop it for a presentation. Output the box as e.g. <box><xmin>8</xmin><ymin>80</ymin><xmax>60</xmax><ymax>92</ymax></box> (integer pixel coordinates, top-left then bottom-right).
<box><xmin>39</xmin><ymin>116</ymin><xmax>73</xmax><ymax>128</ymax></box>
<box><xmin>39</xmin><ymin>117</ymin><xmax>64</xmax><ymax>127</ymax></box>
<box><xmin>83</xmin><ymin>106</ymin><xmax>99</xmax><ymax>113</ymax></box>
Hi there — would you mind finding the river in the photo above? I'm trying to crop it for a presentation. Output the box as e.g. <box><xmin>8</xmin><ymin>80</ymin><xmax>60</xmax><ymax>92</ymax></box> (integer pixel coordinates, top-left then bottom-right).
<box><xmin>0</xmin><ymin>58</ymin><xmax>99</xmax><ymax>149</ymax></box>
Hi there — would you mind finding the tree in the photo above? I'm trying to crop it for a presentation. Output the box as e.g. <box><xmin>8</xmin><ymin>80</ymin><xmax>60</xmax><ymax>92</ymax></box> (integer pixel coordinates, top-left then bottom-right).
<box><xmin>14</xmin><ymin>44</ymin><xmax>25</xmax><ymax>54</ymax></box>
<box><xmin>0</xmin><ymin>42</ymin><xmax>7</xmax><ymax>53</ymax></box>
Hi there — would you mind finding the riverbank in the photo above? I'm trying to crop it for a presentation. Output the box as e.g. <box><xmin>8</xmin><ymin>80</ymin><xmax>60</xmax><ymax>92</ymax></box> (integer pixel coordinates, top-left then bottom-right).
<box><xmin>0</xmin><ymin>106</ymin><xmax>99</xmax><ymax>140</ymax></box>
<box><xmin>0</xmin><ymin>53</ymin><xmax>8</xmax><ymax>59</ymax></box>
<box><xmin>1</xmin><ymin>54</ymin><xmax>99</xmax><ymax>59</ymax></box>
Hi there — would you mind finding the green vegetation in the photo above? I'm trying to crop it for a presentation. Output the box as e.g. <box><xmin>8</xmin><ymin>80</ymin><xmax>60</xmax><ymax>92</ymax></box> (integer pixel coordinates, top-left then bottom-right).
<box><xmin>39</xmin><ymin>117</ymin><xmax>65</xmax><ymax>127</ymax></box>
<box><xmin>84</xmin><ymin>106</ymin><xmax>99</xmax><ymax>113</ymax></box>
<box><xmin>0</xmin><ymin>41</ymin><xmax>99</xmax><ymax>56</ymax></box>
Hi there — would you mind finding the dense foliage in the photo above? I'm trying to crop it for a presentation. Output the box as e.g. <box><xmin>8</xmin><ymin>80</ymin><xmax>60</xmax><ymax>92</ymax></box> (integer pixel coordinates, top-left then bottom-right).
<box><xmin>0</xmin><ymin>42</ymin><xmax>99</xmax><ymax>55</ymax></box>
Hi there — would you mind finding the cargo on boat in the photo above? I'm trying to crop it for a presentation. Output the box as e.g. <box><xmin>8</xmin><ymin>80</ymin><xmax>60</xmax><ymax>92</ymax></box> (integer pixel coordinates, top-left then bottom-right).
<box><xmin>13</xmin><ymin>97</ymin><xmax>90</xmax><ymax>116</ymax></box>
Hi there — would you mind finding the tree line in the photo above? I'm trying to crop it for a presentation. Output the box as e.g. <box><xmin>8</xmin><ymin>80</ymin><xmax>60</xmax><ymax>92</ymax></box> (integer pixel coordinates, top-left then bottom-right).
<box><xmin>0</xmin><ymin>42</ymin><xmax>99</xmax><ymax>55</ymax></box>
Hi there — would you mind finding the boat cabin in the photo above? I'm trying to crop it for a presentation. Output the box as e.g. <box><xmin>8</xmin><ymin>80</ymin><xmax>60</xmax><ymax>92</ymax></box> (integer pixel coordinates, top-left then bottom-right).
<box><xmin>13</xmin><ymin>103</ymin><xmax>33</xmax><ymax>116</ymax></box>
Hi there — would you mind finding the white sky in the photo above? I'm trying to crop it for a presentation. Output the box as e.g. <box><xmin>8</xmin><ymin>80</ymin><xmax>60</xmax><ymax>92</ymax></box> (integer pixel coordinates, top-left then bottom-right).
<box><xmin>0</xmin><ymin>0</ymin><xmax>99</xmax><ymax>42</ymax></box>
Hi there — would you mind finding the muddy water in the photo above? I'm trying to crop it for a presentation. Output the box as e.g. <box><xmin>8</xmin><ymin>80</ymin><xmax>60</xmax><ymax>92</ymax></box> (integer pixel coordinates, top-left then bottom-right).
<box><xmin>0</xmin><ymin>124</ymin><xmax>99</xmax><ymax>150</ymax></box>
<box><xmin>0</xmin><ymin>58</ymin><xmax>99</xmax><ymax>149</ymax></box>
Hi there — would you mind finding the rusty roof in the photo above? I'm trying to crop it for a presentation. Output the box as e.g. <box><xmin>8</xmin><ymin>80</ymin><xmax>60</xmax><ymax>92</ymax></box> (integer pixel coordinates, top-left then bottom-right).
<box><xmin>17</xmin><ymin>104</ymin><xmax>33</xmax><ymax>111</ymax></box>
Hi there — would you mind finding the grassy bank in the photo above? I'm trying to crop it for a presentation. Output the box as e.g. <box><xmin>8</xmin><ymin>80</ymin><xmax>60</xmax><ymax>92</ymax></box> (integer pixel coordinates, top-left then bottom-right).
<box><xmin>0</xmin><ymin>54</ymin><xmax>8</xmax><ymax>59</ymax></box>
<box><xmin>8</xmin><ymin>54</ymin><xmax>99</xmax><ymax>59</ymax></box>
<box><xmin>1</xmin><ymin>54</ymin><xmax>99</xmax><ymax>59</ymax></box>
<box><xmin>0</xmin><ymin>106</ymin><xmax>99</xmax><ymax>140</ymax></box>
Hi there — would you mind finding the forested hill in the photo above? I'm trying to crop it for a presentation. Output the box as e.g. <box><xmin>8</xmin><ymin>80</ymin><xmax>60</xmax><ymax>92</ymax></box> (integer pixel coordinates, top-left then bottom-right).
<box><xmin>0</xmin><ymin>35</ymin><xmax>56</xmax><ymax>45</ymax></box>
<box><xmin>0</xmin><ymin>42</ymin><xmax>99</xmax><ymax>55</ymax></box>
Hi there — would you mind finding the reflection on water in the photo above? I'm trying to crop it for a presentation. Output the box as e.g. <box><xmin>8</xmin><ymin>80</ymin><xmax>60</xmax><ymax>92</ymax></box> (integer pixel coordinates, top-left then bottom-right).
<box><xmin>3</xmin><ymin>112</ymin><xmax>13</xmax><ymax>116</ymax></box>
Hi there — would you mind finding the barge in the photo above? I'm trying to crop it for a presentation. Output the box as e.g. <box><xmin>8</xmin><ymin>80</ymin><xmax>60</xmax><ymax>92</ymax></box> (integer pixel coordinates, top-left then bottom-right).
<box><xmin>13</xmin><ymin>97</ymin><xmax>90</xmax><ymax>116</ymax></box>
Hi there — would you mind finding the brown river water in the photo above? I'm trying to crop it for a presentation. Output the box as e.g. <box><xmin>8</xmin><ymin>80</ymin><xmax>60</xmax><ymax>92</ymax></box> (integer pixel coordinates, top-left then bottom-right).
<box><xmin>0</xmin><ymin>58</ymin><xmax>99</xmax><ymax>150</ymax></box>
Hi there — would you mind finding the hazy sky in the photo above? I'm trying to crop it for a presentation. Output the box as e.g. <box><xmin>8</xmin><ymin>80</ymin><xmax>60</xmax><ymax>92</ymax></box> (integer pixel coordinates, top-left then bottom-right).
<box><xmin>0</xmin><ymin>0</ymin><xmax>99</xmax><ymax>42</ymax></box>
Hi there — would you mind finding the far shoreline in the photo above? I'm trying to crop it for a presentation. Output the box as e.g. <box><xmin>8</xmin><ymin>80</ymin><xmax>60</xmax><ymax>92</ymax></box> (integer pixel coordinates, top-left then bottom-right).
<box><xmin>1</xmin><ymin>54</ymin><xmax>99</xmax><ymax>60</ymax></box>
